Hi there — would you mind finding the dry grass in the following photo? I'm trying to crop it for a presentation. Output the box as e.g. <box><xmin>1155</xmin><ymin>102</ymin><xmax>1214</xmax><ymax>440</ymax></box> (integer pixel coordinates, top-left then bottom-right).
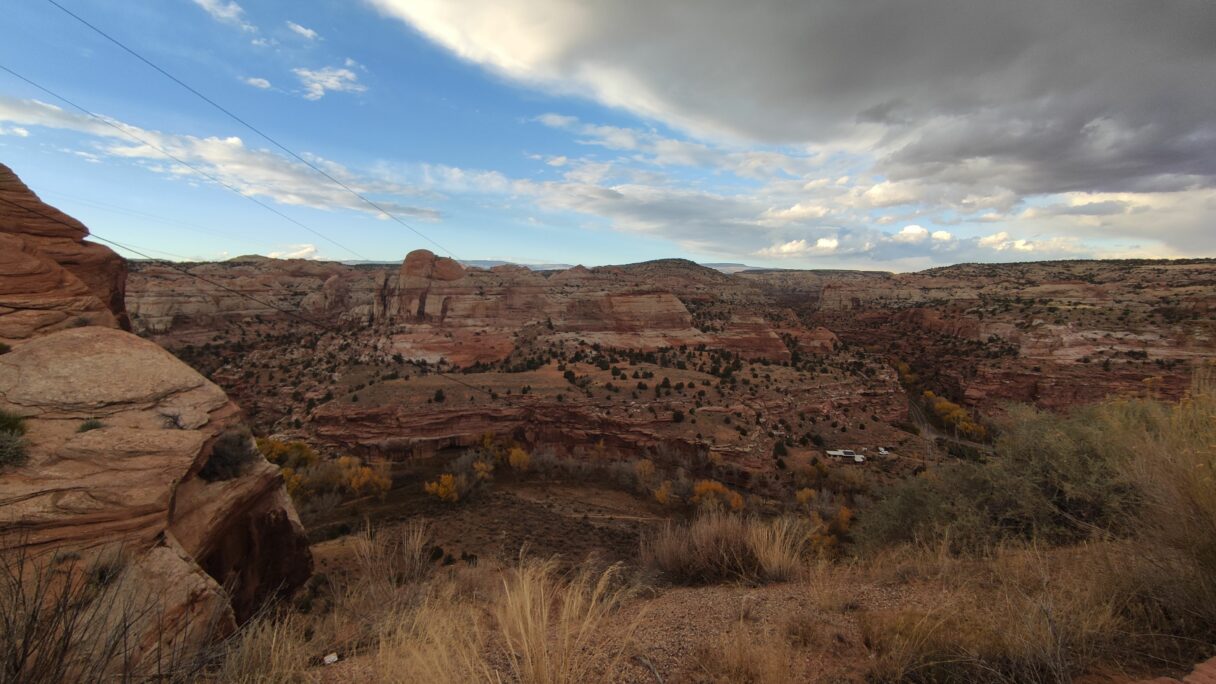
<box><xmin>692</xmin><ymin>624</ymin><xmax>798</xmax><ymax>684</ymax></box>
<box><xmin>495</xmin><ymin>558</ymin><xmax>639</xmax><ymax>684</ymax></box>
<box><xmin>375</xmin><ymin>594</ymin><xmax>492</xmax><ymax>684</ymax></box>
<box><xmin>641</xmin><ymin>512</ymin><xmax>809</xmax><ymax>585</ymax></box>
<box><xmin>208</xmin><ymin>614</ymin><xmax>312</xmax><ymax>684</ymax></box>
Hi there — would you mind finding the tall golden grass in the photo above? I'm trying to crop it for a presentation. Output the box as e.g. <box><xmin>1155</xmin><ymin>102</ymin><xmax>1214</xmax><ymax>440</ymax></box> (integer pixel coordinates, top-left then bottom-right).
<box><xmin>859</xmin><ymin>368</ymin><xmax>1216</xmax><ymax>681</ymax></box>
<box><xmin>641</xmin><ymin>512</ymin><xmax>809</xmax><ymax>584</ymax></box>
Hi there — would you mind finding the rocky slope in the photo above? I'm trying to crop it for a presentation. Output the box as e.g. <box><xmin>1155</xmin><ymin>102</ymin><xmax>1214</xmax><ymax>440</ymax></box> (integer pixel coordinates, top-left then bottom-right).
<box><xmin>0</xmin><ymin>166</ymin><xmax>310</xmax><ymax>670</ymax></box>
<box><xmin>129</xmin><ymin>250</ymin><xmax>791</xmax><ymax>363</ymax></box>
<box><xmin>740</xmin><ymin>260</ymin><xmax>1214</xmax><ymax>412</ymax></box>
<box><xmin>123</xmin><ymin>244</ymin><xmax>1216</xmax><ymax>485</ymax></box>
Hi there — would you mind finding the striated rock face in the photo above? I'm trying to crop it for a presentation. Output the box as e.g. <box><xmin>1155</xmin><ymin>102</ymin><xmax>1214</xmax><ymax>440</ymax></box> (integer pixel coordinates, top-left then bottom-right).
<box><xmin>0</xmin><ymin>162</ymin><xmax>129</xmax><ymax>334</ymax></box>
<box><xmin>0</xmin><ymin>168</ymin><xmax>310</xmax><ymax>667</ymax></box>
<box><xmin>742</xmin><ymin>260</ymin><xmax>1216</xmax><ymax>413</ymax></box>
<box><xmin>0</xmin><ymin>327</ymin><xmax>312</xmax><ymax>653</ymax></box>
<box><xmin>129</xmin><ymin>252</ymin><xmax>792</xmax><ymax>364</ymax></box>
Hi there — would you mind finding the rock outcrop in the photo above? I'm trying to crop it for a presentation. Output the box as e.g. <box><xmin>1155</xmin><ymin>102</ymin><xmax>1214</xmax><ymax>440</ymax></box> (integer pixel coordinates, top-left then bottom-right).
<box><xmin>0</xmin><ymin>162</ymin><xmax>129</xmax><ymax>336</ymax></box>
<box><xmin>129</xmin><ymin>252</ymin><xmax>793</xmax><ymax>364</ymax></box>
<box><xmin>0</xmin><ymin>167</ymin><xmax>310</xmax><ymax>669</ymax></box>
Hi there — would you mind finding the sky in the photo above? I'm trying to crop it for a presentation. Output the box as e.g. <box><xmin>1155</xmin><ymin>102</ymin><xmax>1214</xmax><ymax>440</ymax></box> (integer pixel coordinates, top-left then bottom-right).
<box><xmin>0</xmin><ymin>1</ymin><xmax>1213</xmax><ymax>270</ymax></box>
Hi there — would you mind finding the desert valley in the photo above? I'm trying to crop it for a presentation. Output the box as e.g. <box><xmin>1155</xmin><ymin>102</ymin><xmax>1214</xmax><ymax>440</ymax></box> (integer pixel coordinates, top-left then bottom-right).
<box><xmin>3</xmin><ymin>160</ymin><xmax>1215</xmax><ymax>682</ymax></box>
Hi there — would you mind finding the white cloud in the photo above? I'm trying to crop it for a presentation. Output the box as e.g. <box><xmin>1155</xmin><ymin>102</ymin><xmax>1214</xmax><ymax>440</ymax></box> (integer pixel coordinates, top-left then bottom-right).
<box><xmin>0</xmin><ymin>96</ymin><xmax>438</xmax><ymax>221</ymax></box>
<box><xmin>191</xmin><ymin>0</ymin><xmax>256</xmax><ymax>32</ymax></box>
<box><xmin>269</xmin><ymin>243</ymin><xmax>319</xmax><ymax>259</ymax></box>
<box><xmin>931</xmin><ymin>230</ymin><xmax>953</xmax><ymax>241</ymax></box>
<box><xmin>893</xmin><ymin>224</ymin><xmax>929</xmax><ymax>242</ymax></box>
<box><xmin>545</xmin><ymin>155</ymin><xmax>568</xmax><ymax>167</ymax></box>
<box><xmin>242</xmin><ymin>77</ymin><xmax>272</xmax><ymax>89</ymax></box>
<box><xmin>536</xmin><ymin>113</ymin><xmax>577</xmax><ymax>129</ymax></box>
<box><xmin>293</xmin><ymin>66</ymin><xmax>367</xmax><ymax>100</ymax></box>
<box><xmin>760</xmin><ymin>201</ymin><xmax>830</xmax><ymax>224</ymax></box>
<box><xmin>0</xmin><ymin>125</ymin><xmax>29</xmax><ymax>137</ymax></box>
<box><xmin>286</xmin><ymin>21</ymin><xmax>319</xmax><ymax>40</ymax></box>
<box><xmin>756</xmin><ymin>237</ymin><xmax>839</xmax><ymax>257</ymax></box>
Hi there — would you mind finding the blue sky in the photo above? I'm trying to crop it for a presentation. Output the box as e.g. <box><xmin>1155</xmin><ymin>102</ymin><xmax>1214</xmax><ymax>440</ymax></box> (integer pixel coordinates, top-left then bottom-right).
<box><xmin>1</xmin><ymin>1</ymin><xmax>1212</xmax><ymax>269</ymax></box>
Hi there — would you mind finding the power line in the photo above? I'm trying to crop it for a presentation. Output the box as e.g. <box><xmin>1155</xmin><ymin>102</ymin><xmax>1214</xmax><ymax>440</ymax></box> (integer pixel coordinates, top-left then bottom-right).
<box><xmin>45</xmin><ymin>0</ymin><xmax>460</xmax><ymax>261</ymax></box>
<box><xmin>0</xmin><ymin>195</ymin><xmax>499</xmax><ymax>398</ymax></box>
<box><xmin>0</xmin><ymin>63</ymin><xmax>371</xmax><ymax>261</ymax></box>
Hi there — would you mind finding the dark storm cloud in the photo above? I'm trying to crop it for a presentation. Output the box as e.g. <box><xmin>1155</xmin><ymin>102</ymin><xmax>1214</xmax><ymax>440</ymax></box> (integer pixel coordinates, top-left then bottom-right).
<box><xmin>373</xmin><ymin>0</ymin><xmax>1216</xmax><ymax>197</ymax></box>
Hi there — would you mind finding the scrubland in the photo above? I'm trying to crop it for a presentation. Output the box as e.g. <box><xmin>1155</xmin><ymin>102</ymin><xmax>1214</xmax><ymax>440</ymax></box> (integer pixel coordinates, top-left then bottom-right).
<box><xmin>3</xmin><ymin>369</ymin><xmax>1214</xmax><ymax>683</ymax></box>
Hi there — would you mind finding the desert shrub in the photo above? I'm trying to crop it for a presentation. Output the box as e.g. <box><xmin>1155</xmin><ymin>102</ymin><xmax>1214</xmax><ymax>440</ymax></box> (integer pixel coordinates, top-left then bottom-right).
<box><xmin>642</xmin><ymin>512</ymin><xmax>808</xmax><ymax>585</ymax></box>
<box><xmin>0</xmin><ymin>410</ymin><xmax>26</xmax><ymax>435</ymax></box>
<box><xmin>76</xmin><ymin>419</ymin><xmax>105</xmax><ymax>433</ymax></box>
<box><xmin>858</xmin><ymin>400</ymin><xmax>1141</xmax><ymax>553</ymax></box>
<box><xmin>0</xmin><ymin>544</ymin><xmax>211</xmax><ymax>683</ymax></box>
<box><xmin>633</xmin><ymin>458</ymin><xmax>656</xmax><ymax>484</ymax></box>
<box><xmin>424</xmin><ymin>473</ymin><xmax>470</xmax><ymax>503</ymax></box>
<box><xmin>0</xmin><ymin>343</ymin><xmax>10</xmax><ymax>355</ymax></box>
<box><xmin>495</xmin><ymin>559</ymin><xmax>638</xmax><ymax>684</ymax></box>
<box><xmin>691</xmin><ymin>479</ymin><xmax>744</xmax><ymax>512</ymax></box>
<box><xmin>0</xmin><ymin>431</ymin><xmax>29</xmax><ymax>470</ymax></box>
<box><xmin>507</xmin><ymin>446</ymin><xmax>531</xmax><ymax>472</ymax></box>
<box><xmin>653</xmin><ymin>480</ymin><xmax>674</xmax><ymax>505</ymax></box>
<box><xmin>264</xmin><ymin>441</ymin><xmax>390</xmax><ymax>503</ymax></box>
<box><xmin>208</xmin><ymin>614</ymin><xmax>311</xmax><ymax>684</ymax></box>
<box><xmin>256</xmin><ymin>438</ymin><xmax>318</xmax><ymax>471</ymax></box>
<box><xmin>860</xmin><ymin>550</ymin><xmax>1130</xmax><ymax>683</ymax></box>
<box><xmin>472</xmin><ymin>458</ymin><xmax>494</xmax><ymax>481</ymax></box>
<box><xmin>921</xmin><ymin>390</ymin><xmax>988</xmax><ymax>441</ymax></box>
<box><xmin>338</xmin><ymin>455</ymin><xmax>392</xmax><ymax>498</ymax></box>
<box><xmin>376</xmin><ymin>597</ymin><xmax>489</xmax><ymax>684</ymax></box>
<box><xmin>694</xmin><ymin>626</ymin><xmax>797</xmax><ymax>684</ymax></box>
<box><xmin>861</xmin><ymin>371</ymin><xmax>1216</xmax><ymax>677</ymax></box>
<box><xmin>199</xmin><ymin>427</ymin><xmax>259</xmax><ymax>481</ymax></box>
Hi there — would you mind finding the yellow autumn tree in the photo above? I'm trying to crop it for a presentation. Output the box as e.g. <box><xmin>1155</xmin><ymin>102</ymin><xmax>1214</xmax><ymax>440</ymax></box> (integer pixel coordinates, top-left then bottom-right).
<box><xmin>634</xmin><ymin>458</ymin><xmax>656</xmax><ymax>483</ymax></box>
<box><xmin>653</xmin><ymin>480</ymin><xmax>674</xmax><ymax>505</ymax></box>
<box><xmin>472</xmin><ymin>458</ymin><xmax>495</xmax><ymax>481</ymax></box>
<box><xmin>507</xmin><ymin>446</ymin><xmax>531</xmax><ymax>472</ymax></box>
<box><xmin>424</xmin><ymin>473</ymin><xmax>467</xmax><ymax>503</ymax></box>
<box><xmin>691</xmin><ymin>479</ymin><xmax>744</xmax><ymax>512</ymax></box>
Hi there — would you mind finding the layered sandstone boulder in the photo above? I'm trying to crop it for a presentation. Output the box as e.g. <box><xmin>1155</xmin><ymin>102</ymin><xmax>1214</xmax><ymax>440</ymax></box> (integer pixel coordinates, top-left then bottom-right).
<box><xmin>0</xmin><ymin>162</ymin><xmax>128</xmax><ymax>333</ymax></box>
<box><xmin>0</xmin><ymin>168</ymin><xmax>311</xmax><ymax>668</ymax></box>
<box><xmin>0</xmin><ymin>326</ymin><xmax>312</xmax><ymax>658</ymax></box>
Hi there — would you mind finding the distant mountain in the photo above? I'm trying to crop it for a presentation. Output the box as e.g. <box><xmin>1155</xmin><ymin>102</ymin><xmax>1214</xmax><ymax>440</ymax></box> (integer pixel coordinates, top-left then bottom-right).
<box><xmin>338</xmin><ymin>259</ymin><xmax>575</xmax><ymax>271</ymax></box>
<box><xmin>459</xmin><ymin>260</ymin><xmax>576</xmax><ymax>271</ymax></box>
<box><xmin>701</xmin><ymin>262</ymin><xmax>761</xmax><ymax>273</ymax></box>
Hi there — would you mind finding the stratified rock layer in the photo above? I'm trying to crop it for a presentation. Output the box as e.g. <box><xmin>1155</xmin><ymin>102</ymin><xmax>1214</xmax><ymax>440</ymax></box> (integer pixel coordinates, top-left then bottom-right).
<box><xmin>0</xmin><ymin>162</ymin><xmax>128</xmax><ymax>336</ymax></box>
<box><xmin>0</xmin><ymin>165</ymin><xmax>310</xmax><ymax>668</ymax></box>
<box><xmin>0</xmin><ymin>326</ymin><xmax>311</xmax><ymax>653</ymax></box>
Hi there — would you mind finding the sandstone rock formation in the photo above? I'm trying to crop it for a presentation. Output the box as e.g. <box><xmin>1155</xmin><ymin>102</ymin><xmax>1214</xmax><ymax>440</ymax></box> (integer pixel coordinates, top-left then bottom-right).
<box><xmin>0</xmin><ymin>327</ymin><xmax>311</xmax><ymax>659</ymax></box>
<box><xmin>0</xmin><ymin>162</ymin><xmax>129</xmax><ymax>336</ymax></box>
<box><xmin>129</xmin><ymin>252</ymin><xmax>792</xmax><ymax>364</ymax></box>
<box><xmin>0</xmin><ymin>168</ymin><xmax>310</xmax><ymax>669</ymax></box>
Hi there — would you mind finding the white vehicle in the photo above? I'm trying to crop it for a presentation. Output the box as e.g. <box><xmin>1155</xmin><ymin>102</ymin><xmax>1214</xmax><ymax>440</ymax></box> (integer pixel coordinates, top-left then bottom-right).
<box><xmin>826</xmin><ymin>449</ymin><xmax>866</xmax><ymax>464</ymax></box>
<box><xmin>877</xmin><ymin>447</ymin><xmax>891</xmax><ymax>456</ymax></box>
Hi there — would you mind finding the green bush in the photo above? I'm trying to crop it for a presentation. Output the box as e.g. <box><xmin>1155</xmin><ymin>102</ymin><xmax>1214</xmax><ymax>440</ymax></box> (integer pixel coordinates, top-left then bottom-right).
<box><xmin>77</xmin><ymin>419</ymin><xmax>105</xmax><ymax>433</ymax></box>
<box><xmin>0</xmin><ymin>343</ymin><xmax>11</xmax><ymax>355</ymax></box>
<box><xmin>0</xmin><ymin>431</ymin><xmax>29</xmax><ymax>469</ymax></box>
<box><xmin>0</xmin><ymin>410</ymin><xmax>26</xmax><ymax>435</ymax></box>
<box><xmin>199</xmin><ymin>427</ymin><xmax>259</xmax><ymax>481</ymax></box>
<box><xmin>858</xmin><ymin>402</ymin><xmax>1140</xmax><ymax>553</ymax></box>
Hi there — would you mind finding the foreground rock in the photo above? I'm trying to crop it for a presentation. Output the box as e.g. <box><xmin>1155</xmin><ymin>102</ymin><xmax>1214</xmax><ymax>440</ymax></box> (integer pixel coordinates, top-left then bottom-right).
<box><xmin>0</xmin><ymin>164</ymin><xmax>310</xmax><ymax>670</ymax></box>
<box><xmin>0</xmin><ymin>326</ymin><xmax>311</xmax><ymax>659</ymax></box>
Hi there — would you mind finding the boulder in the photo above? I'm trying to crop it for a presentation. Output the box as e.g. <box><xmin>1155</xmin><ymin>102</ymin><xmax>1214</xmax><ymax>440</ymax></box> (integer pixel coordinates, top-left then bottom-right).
<box><xmin>0</xmin><ymin>327</ymin><xmax>312</xmax><ymax>652</ymax></box>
